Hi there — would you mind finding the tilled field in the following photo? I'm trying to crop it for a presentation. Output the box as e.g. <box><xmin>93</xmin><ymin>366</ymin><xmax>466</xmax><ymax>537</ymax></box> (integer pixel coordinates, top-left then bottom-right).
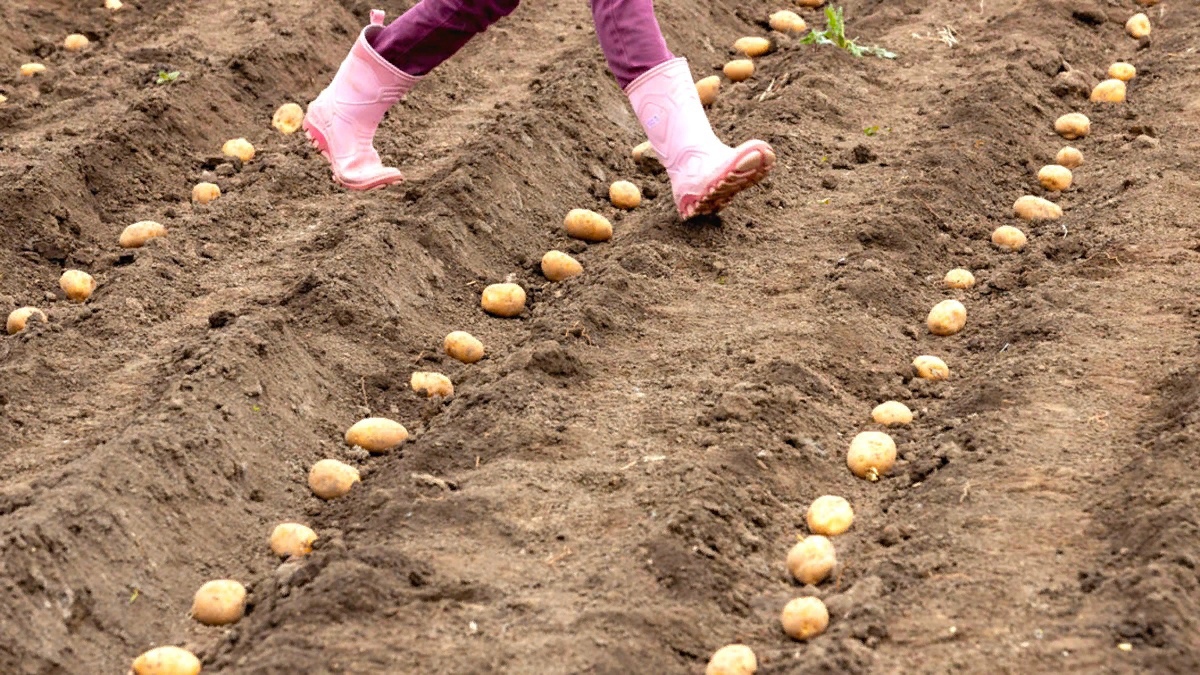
<box><xmin>2</xmin><ymin>0</ymin><xmax>1199</xmax><ymax>673</ymax></box>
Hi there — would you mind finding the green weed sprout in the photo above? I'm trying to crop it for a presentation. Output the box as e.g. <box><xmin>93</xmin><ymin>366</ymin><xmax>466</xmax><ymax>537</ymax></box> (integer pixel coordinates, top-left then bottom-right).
<box><xmin>801</xmin><ymin>6</ymin><xmax>897</xmax><ymax>60</ymax></box>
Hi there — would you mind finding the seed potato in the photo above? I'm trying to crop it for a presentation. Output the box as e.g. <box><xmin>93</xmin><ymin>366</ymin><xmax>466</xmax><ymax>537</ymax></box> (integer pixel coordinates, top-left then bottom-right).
<box><xmin>564</xmin><ymin>209</ymin><xmax>613</xmax><ymax>242</ymax></box>
<box><xmin>270</xmin><ymin>523</ymin><xmax>317</xmax><ymax>558</ymax></box>
<box><xmin>444</xmin><ymin>331</ymin><xmax>485</xmax><ymax>363</ymax></box>
<box><xmin>734</xmin><ymin>37</ymin><xmax>772</xmax><ymax>58</ymax></box>
<box><xmin>769</xmin><ymin>11</ymin><xmax>806</xmax><ymax>34</ymax></box>
<box><xmin>60</xmin><ymin>270</ymin><xmax>96</xmax><ymax>302</ymax></box>
<box><xmin>7</xmin><ymin>307</ymin><xmax>47</xmax><ymax>335</ymax></box>
<box><xmin>1014</xmin><ymin>195</ymin><xmax>1062</xmax><ymax>221</ymax></box>
<box><xmin>20</xmin><ymin>63</ymin><xmax>46</xmax><ymax>77</ymax></box>
<box><xmin>0</xmin><ymin>94</ymin><xmax>6</xmax><ymax>105</ymax></box>
<box><xmin>1056</xmin><ymin>146</ymin><xmax>1083</xmax><ymax>169</ymax></box>
<box><xmin>131</xmin><ymin>646</ymin><xmax>201</xmax><ymax>675</ymax></box>
<box><xmin>192</xmin><ymin>182</ymin><xmax>221</xmax><ymax>204</ymax></box>
<box><xmin>847</xmin><ymin>431</ymin><xmax>897</xmax><ymax>481</ymax></box>
<box><xmin>807</xmin><ymin>495</ymin><xmax>854</xmax><ymax>536</ymax></box>
<box><xmin>943</xmin><ymin>268</ymin><xmax>975</xmax><ymax>289</ymax></box>
<box><xmin>1091</xmin><ymin>79</ymin><xmax>1126</xmax><ymax>104</ymax></box>
<box><xmin>723</xmin><ymin>59</ymin><xmax>755</xmax><ymax>82</ymax></box>
<box><xmin>871</xmin><ymin>400</ymin><xmax>913</xmax><ymax>426</ymax></box>
<box><xmin>786</xmin><ymin>534</ymin><xmax>836</xmax><ymax>585</ymax></box>
<box><xmin>1108</xmin><ymin>62</ymin><xmax>1136</xmax><ymax>82</ymax></box>
<box><xmin>344</xmin><ymin>417</ymin><xmax>408</xmax><ymax>454</ymax></box>
<box><xmin>1054</xmin><ymin>113</ymin><xmax>1090</xmax><ymax>140</ymax></box>
<box><xmin>797</xmin><ymin>0</ymin><xmax>824</xmax><ymax>6</ymax></box>
<box><xmin>610</xmin><ymin>180</ymin><xmax>642</xmax><ymax>209</ymax></box>
<box><xmin>696</xmin><ymin>76</ymin><xmax>720</xmax><ymax>106</ymax></box>
<box><xmin>481</xmin><ymin>283</ymin><xmax>526</xmax><ymax>317</ymax></box>
<box><xmin>272</xmin><ymin>102</ymin><xmax>305</xmax><ymax>134</ymax></box>
<box><xmin>706</xmin><ymin>644</ymin><xmax>757</xmax><ymax>675</ymax></box>
<box><xmin>191</xmin><ymin>579</ymin><xmax>246</xmax><ymax>626</ymax></box>
<box><xmin>120</xmin><ymin>220</ymin><xmax>167</xmax><ymax>248</ymax></box>
<box><xmin>992</xmin><ymin>225</ymin><xmax>1028</xmax><ymax>251</ymax></box>
<box><xmin>412</xmin><ymin>371</ymin><xmax>454</xmax><ymax>398</ymax></box>
<box><xmin>912</xmin><ymin>355</ymin><xmax>950</xmax><ymax>381</ymax></box>
<box><xmin>780</xmin><ymin>597</ymin><xmax>829</xmax><ymax>641</ymax></box>
<box><xmin>1037</xmin><ymin>165</ymin><xmax>1073</xmax><ymax>192</ymax></box>
<box><xmin>64</xmin><ymin>34</ymin><xmax>90</xmax><ymax>51</ymax></box>
<box><xmin>631</xmin><ymin>141</ymin><xmax>657</xmax><ymax>163</ymax></box>
<box><xmin>222</xmin><ymin>138</ymin><xmax>255</xmax><ymax>162</ymax></box>
<box><xmin>107</xmin><ymin>0</ymin><xmax>124</xmax><ymax>9</ymax></box>
<box><xmin>927</xmin><ymin>299</ymin><xmax>967</xmax><ymax>336</ymax></box>
<box><xmin>308</xmin><ymin>459</ymin><xmax>361</xmax><ymax>499</ymax></box>
<box><xmin>542</xmin><ymin>250</ymin><xmax>583</xmax><ymax>282</ymax></box>
<box><xmin>1126</xmin><ymin>13</ymin><xmax>1151</xmax><ymax>39</ymax></box>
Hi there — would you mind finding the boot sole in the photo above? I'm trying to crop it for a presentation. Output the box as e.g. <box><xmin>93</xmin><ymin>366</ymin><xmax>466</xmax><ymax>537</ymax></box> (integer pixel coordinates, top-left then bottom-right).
<box><xmin>682</xmin><ymin>143</ymin><xmax>776</xmax><ymax>220</ymax></box>
<box><xmin>302</xmin><ymin>120</ymin><xmax>403</xmax><ymax>192</ymax></box>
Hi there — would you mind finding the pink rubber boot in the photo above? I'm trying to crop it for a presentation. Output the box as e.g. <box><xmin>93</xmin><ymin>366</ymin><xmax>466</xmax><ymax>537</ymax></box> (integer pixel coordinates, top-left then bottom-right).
<box><xmin>625</xmin><ymin>58</ymin><xmax>775</xmax><ymax>219</ymax></box>
<box><xmin>303</xmin><ymin>10</ymin><xmax>420</xmax><ymax>190</ymax></box>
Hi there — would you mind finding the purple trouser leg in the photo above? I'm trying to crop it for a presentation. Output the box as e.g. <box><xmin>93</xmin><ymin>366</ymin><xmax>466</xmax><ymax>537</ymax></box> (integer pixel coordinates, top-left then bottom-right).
<box><xmin>367</xmin><ymin>0</ymin><xmax>673</xmax><ymax>88</ymax></box>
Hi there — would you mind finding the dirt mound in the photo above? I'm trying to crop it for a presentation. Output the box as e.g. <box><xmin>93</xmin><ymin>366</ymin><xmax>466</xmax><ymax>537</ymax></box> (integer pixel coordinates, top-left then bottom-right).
<box><xmin>2</xmin><ymin>0</ymin><xmax>1199</xmax><ymax>673</ymax></box>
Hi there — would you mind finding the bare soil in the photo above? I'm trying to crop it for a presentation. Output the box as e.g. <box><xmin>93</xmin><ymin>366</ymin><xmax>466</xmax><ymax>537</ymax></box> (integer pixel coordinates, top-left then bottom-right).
<box><xmin>2</xmin><ymin>0</ymin><xmax>1199</xmax><ymax>673</ymax></box>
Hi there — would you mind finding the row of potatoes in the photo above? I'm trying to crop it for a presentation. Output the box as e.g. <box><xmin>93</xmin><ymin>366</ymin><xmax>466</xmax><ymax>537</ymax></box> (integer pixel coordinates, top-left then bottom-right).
<box><xmin>703</xmin><ymin>4</ymin><xmax>1161</xmax><ymax>675</ymax></box>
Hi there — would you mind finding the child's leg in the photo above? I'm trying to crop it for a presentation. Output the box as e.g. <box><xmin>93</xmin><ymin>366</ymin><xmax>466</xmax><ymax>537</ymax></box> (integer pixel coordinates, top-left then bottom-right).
<box><xmin>593</xmin><ymin>0</ymin><xmax>776</xmax><ymax>219</ymax></box>
<box><xmin>305</xmin><ymin>4</ymin><xmax>519</xmax><ymax>191</ymax></box>
<box><xmin>368</xmin><ymin>0</ymin><xmax>521</xmax><ymax>76</ymax></box>
<box><xmin>589</xmin><ymin>0</ymin><xmax>674</xmax><ymax>88</ymax></box>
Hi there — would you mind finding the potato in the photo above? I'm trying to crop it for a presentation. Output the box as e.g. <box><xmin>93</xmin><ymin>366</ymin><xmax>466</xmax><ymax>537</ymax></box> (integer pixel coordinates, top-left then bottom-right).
<box><xmin>444</xmin><ymin>331</ymin><xmax>485</xmax><ymax>363</ymax></box>
<box><xmin>1037</xmin><ymin>165</ymin><xmax>1073</xmax><ymax>192</ymax></box>
<box><xmin>1090</xmin><ymin>79</ymin><xmax>1126</xmax><ymax>104</ymax></box>
<box><xmin>706</xmin><ymin>644</ymin><xmax>757</xmax><ymax>675</ymax></box>
<box><xmin>991</xmin><ymin>225</ymin><xmax>1028</xmax><ymax>251</ymax></box>
<box><xmin>0</xmin><ymin>94</ymin><xmax>6</xmax><ymax>105</ymax></box>
<box><xmin>270</xmin><ymin>523</ymin><xmax>317</xmax><ymax>558</ymax></box>
<box><xmin>797</xmin><ymin>0</ymin><xmax>824</xmax><ymax>6</ymax></box>
<box><xmin>769</xmin><ymin>11</ymin><xmax>806</xmax><ymax>34</ymax></box>
<box><xmin>1126</xmin><ymin>13</ymin><xmax>1151</xmax><ymax>39</ymax></box>
<box><xmin>723</xmin><ymin>59</ymin><xmax>755</xmax><ymax>82</ymax></box>
<box><xmin>20</xmin><ymin>63</ymin><xmax>46</xmax><ymax>77</ymax></box>
<box><xmin>191</xmin><ymin>579</ymin><xmax>246</xmax><ymax>626</ymax></box>
<box><xmin>696</xmin><ymin>76</ymin><xmax>720</xmax><ymax>106</ymax></box>
<box><xmin>308</xmin><ymin>459</ymin><xmax>361</xmax><ymax>499</ymax></box>
<box><xmin>780</xmin><ymin>597</ymin><xmax>829</xmax><ymax>641</ymax></box>
<box><xmin>7</xmin><ymin>307</ymin><xmax>47</xmax><ymax>335</ymax></box>
<box><xmin>610</xmin><ymin>180</ymin><xmax>642</xmax><ymax>209</ymax></box>
<box><xmin>60</xmin><ymin>270</ymin><xmax>96</xmax><ymax>303</ymax></box>
<box><xmin>871</xmin><ymin>400</ymin><xmax>913</xmax><ymax>426</ymax></box>
<box><xmin>541</xmin><ymin>250</ymin><xmax>583</xmax><ymax>282</ymax></box>
<box><xmin>131</xmin><ymin>646</ymin><xmax>201</xmax><ymax>675</ymax></box>
<box><xmin>786</xmin><ymin>534</ymin><xmax>836</xmax><ymax>585</ymax></box>
<box><xmin>64</xmin><ymin>34</ymin><xmax>90</xmax><ymax>51</ymax></box>
<box><xmin>564</xmin><ymin>209</ymin><xmax>613</xmax><ymax>242</ymax></box>
<box><xmin>847</xmin><ymin>431</ymin><xmax>896</xmax><ymax>481</ymax></box>
<box><xmin>344</xmin><ymin>417</ymin><xmax>408</xmax><ymax>454</ymax></box>
<box><xmin>912</xmin><ymin>355</ymin><xmax>950</xmax><ymax>381</ymax></box>
<box><xmin>481</xmin><ymin>282</ymin><xmax>526</xmax><ymax>317</ymax></box>
<box><xmin>273</xmin><ymin>102</ymin><xmax>305</xmax><ymax>134</ymax></box>
<box><xmin>192</xmin><ymin>182</ymin><xmax>221</xmax><ymax>204</ymax></box>
<box><xmin>1014</xmin><ymin>195</ymin><xmax>1062</xmax><ymax>221</ymax></box>
<box><xmin>222</xmin><ymin>138</ymin><xmax>255</xmax><ymax>162</ymax></box>
<box><xmin>106</xmin><ymin>0</ymin><xmax>123</xmax><ymax>8</ymax></box>
<box><xmin>1054</xmin><ymin>113</ymin><xmax>1090</xmax><ymax>140</ymax></box>
<box><xmin>120</xmin><ymin>220</ymin><xmax>167</xmax><ymax>249</ymax></box>
<box><xmin>943</xmin><ymin>268</ymin><xmax>975</xmax><ymax>290</ymax></box>
<box><xmin>412</xmin><ymin>371</ymin><xmax>454</xmax><ymax>398</ymax></box>
<box><xmin>1108</xmin><ymin>62</ymin><xmax>1136</xmax><ymax>82</ymax></box>
<box><xmin>927</xmin><ymin>299</ymin><xmax>967</xmax><ymax>336</ymax></box>
<box><xmin>734</xmin><ymin>37</ymin><xmax>772</xmax><ymax>58</ymax></box>
<box><xmin>631</xmin><ymin>141</ymin><xmax>657</xmax><ymax>164</ymax></box>
<box><xmin>807</xmin><ymin>495</ymin><xmax>854</xmax><ymax>536</ymax></box>
<box><xmin>1056</xmin><ymin>146</ymin><xmax>1083</xmax><ymax>169</ymax></box>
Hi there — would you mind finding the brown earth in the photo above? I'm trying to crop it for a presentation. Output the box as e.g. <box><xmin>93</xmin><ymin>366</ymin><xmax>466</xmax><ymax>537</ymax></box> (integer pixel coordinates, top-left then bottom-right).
<box><xmin>2</xmin><ymin>0</ymin><xmax>1199</xmax><ymax>673</ymax></box>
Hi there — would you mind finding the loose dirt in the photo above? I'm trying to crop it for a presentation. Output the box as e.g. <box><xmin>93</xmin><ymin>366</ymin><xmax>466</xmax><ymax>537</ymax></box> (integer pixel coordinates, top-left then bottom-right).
<box><xmin>2</xmin><ymin>0</ymin><xmax>1198</xmax><ymax>673</ymax></box>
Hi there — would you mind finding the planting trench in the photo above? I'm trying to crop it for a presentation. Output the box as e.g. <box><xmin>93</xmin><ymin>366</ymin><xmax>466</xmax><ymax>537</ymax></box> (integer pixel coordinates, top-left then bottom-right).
<box><xmin>1</xmin><ymin>0</ymin><xmax>1199</xmax><ymax>673</ymax></box>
